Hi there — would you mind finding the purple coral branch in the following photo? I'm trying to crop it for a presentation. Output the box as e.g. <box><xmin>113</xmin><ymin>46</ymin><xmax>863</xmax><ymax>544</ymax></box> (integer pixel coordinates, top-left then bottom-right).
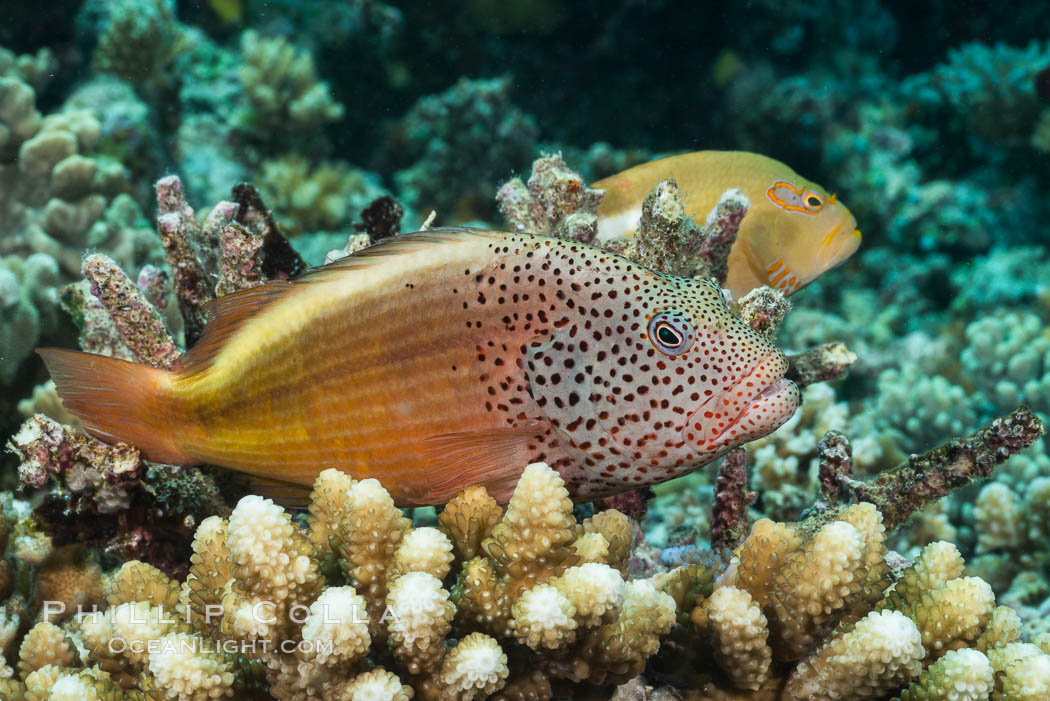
<box><xmin>846</xmin><ymin>406</ymin><xmax>1044</xmax><ymax>531</ymax></box>
<box><xmin>695</xmin><ymin>188</ymin><xmax>748</xmax><ymax>285</ymax></box>
<box><xmin>82</xmin><ymin>253</ymin><xmax>182</xmax><ymax>369</ymax></box>
<box><xmin>710</xmin><ymin>448</ymin><xmax>755</xmax><ymax>551</ymax></box>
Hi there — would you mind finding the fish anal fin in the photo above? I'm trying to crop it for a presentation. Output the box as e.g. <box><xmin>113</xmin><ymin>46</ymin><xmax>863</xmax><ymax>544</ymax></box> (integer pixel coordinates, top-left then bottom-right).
<box><xmin>241</xmin><ymin>473</ymin><xmax>313</xmax><ymax>509</ymax></box>
<box><xmin>414</xmin><ymin>422</ymin><xmax>547</xmax><ymax>504</ymax></box>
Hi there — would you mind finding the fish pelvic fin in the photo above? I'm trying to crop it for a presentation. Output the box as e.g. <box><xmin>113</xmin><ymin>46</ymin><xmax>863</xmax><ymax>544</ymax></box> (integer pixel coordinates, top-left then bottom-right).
<box><xmin>240</xmin><ymin>474</ymin><xmax>313</xmax><ymax>509</ymax></box>
<box><xmin>37</xmin><ymin>348</ymin><xmax>191</xmax><ymax>464</ymax></box>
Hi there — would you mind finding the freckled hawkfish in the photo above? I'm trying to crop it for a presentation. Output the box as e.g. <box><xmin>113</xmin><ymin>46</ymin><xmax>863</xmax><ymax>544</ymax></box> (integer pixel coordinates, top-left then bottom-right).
<box><xmin>594</xmin><ymin>150</ymin><xmax>862</xmax><ymax>298</ymax></box>
<box><xmin>41</xmin><ymin>229</ymin><xmax>800</xmax><ymax>505</ymax></box>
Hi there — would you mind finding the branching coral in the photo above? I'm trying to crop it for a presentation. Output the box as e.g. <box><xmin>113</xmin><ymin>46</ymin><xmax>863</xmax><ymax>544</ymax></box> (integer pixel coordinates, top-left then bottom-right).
<box><xmin>0</xmin><ymin>77</ymin><xmax>153</xmax><ymax>277</ymax></box>
<box><xmin>903</xmin><ymin>41</ymin><xmax>1050</xmax><ymax>151</ymax></box>
<box><xmin>5</xmin><ymin>429</ymin><xmax>1050</xmax><ymax>700</ymax></box>
<box><xmin>0</xmin><ymin>254</ymin><xmax>60</xmax><ymax>384</ymax></box>
<box><xmin>90</xmin><ymin>0</ymin><xmax>184</xmax><ymax>92</ymax></box>
<box><xmin>0</xmin><ymin>42</ymin><xmax>164</xmax><ymax>385</ymax></box>
<box><xmin>673</xmin><ymin>506</ymin><xmax>1050</xmax><ymax>700</ymax></box>
<box><xmin>963</xmin><ymin>311</ymin><xmax>1050</xmax><ymax>418</ymax></box>
<box><xmin>258</xmin><ymin>154</ymin><xmax>388</xmax><ymax>237</ymax></box>
<box><xmin>0</xmin><ymin>463</ymin><xmax>676</xmax><ymax>700</ymax></box>
<box><xmin>860</xmin><ymin>364</ymin><xmax>978</xmax><ymax>456</ymax></box>
<box><xmin>497</xmin><ymin>152</ymin><xmax>604</xmax><ymax>243</ymax></box>
<box><xmin>386</xmin><ymin>76</ymin><xmax>539</xmax><ymax>221</ymax></box>
<box><xmin>235</xmin><ymin>30</ymin><xmax>344</xmax><ymax>141</ymax></box>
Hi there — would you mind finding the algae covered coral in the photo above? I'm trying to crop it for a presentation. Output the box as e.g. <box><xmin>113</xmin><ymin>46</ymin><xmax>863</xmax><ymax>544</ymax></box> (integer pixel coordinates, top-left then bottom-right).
<box><xmin>3</xmin><ymin>0</ymin><xmax>1050</xmax><ymax>698</ymax></box>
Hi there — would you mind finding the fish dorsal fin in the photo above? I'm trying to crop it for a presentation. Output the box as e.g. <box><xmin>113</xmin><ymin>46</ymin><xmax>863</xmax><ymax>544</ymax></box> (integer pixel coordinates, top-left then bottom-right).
<box><xmin>174</xmin><ymin>227</ymin><xmax>502</xmax><ymax>375</ymax></box>
<box><xmin>292</xmin><ymin>227</ymin><xmax>501</xmax><ymax>284</ymax></box>
<box><xmin>415</xmin><ymin>422</ymin><xmax>547</xmax><ymax>504</ymax></box>
<box><xmin>173</xmin><ymin>281</ymin><xmax>293</xmax><ymax>374</ymax></box>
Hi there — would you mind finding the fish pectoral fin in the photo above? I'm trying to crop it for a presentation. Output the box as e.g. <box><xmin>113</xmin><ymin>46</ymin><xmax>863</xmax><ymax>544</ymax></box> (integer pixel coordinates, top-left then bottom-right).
<box><xmin>415</xmin><ymin>423</ymin><xmax>547</xmax><ymax>504</ymax></box>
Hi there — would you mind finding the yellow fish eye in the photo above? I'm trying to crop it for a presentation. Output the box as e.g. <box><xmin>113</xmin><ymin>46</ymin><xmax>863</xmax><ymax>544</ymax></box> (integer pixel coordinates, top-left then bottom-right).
<box><xmin>804</xmin><ymin>192</ymin><xmax>824</xmax><ymax>210</ymax></box>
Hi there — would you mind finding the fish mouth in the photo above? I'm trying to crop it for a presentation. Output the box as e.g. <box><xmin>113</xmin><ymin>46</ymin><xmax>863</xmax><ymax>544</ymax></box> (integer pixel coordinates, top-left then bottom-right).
<box><xmin>818</xmin><ymin>215</ymin><xmax>862</xmax><ymax>270</ymax></box>
<box><xmin>688</xmin><ymin>351</ymin><xmax>801</xmax><ymax>450</ymax></box>
<box><xmin>709</xmin><ymin>376</ymin><xmax>800</xmax><ymax>450</ymax></box>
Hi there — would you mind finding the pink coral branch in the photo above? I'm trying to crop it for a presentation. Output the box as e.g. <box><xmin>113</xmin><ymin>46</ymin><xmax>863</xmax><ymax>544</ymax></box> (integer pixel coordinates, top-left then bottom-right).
<box><xmin>710</xmin><ymin>448</ymin><xmax>755</xmax><ymax>551</ymax></box>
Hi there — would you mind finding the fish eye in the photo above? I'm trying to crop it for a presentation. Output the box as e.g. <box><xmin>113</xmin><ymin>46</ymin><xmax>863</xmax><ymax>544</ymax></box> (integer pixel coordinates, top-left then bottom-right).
<box><xmin>647</xmin><ymin>313</ymin><xmax>693</xmax><ymax>356</ymax></box>
<box><xmin>804</xmin><ymin>193</ymin><xmax>824</xmax><ymax>210</ymax></box>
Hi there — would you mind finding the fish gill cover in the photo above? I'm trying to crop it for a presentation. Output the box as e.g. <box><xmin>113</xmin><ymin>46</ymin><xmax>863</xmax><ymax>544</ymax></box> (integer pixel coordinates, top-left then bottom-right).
<box><xmin>0</xmin><ymin>0</ymin><xmax>1049</xmax><ymax>699</ymax></box>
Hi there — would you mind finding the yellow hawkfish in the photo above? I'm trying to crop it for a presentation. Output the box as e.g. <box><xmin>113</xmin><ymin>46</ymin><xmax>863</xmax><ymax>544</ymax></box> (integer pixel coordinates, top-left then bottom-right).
<box><xmin>593</xmin><ymin>151</ymin><xmax>861</xmax><ymax>298</ymax></box>
<box><xmin>41</xmin><ymin>229</ymin><xmax>799</xmax><ymax>505</ymax></box>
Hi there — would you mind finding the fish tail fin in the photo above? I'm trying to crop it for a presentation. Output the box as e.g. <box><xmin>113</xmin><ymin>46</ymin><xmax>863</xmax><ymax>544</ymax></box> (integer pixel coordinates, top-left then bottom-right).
<box><xmin>37</xmin><ymin>348</ymin><xmax>192</xmax><ymax>464</ymax></box>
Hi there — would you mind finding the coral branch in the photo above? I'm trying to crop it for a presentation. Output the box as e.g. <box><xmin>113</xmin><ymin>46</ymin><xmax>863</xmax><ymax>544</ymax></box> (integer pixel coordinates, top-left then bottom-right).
<box><xmin>632</xmin><ymin>180</ymin><xmax>702</xmax><ymax>276</ymax></box>
<box><xmin>231</xmin><ymin>182</ymin><xmax>305</xmax><ymax>280</ymax></box>
<box><xmin>846</xmin><ymin>406</ymin><xmax>1045</xmax><ymax>530</ymax></box>
<box><xmin>694</xmin><ymin>188</ymin><xmax>748</xmax><ymax>284</ymax></box>
<box><xmin>817</xmin><ymin>430</ymin><xmax>853</xmax><ymax>503</ymax></box>
<box><xmin>785</xmin><ymin>342</ymin><xmax>858</xmax><ymax>387</ymax></box>
<box><xmin>81</xmin><ymin>253</ymin><xmax>181</xmax><ymax>369</ymax></box>
<box><xmin>497</xmin><ymin>152</ymin><xmax>604</xmax><ymax>242</ymax></box>
<box><xmin>630</xmin><ymin>181</ymin><xmax>748</xmax><ymax>283</ymax></box>
<box><xmin>710</xmin><ymin>448</ymin><xmax>755</xmax><ymax>551</ymax></box>
<box><xmin>155</xmin><ymin>175</ymin><xmax>211</xmax><ymax>344</ymax></box>
<box><xmin>215</xmin><ymin>224</ymin><xmax>264</xmax><ymax>296</ymax></box>
<box><xmin>354</xmin><ymin>195</ymin><xmax>404</xmax><ymax>240</ymax></box>
<box><xmin>735</xmin><ymin>286</ymin><xmax>791</xmax><ymax>339</ymax></box>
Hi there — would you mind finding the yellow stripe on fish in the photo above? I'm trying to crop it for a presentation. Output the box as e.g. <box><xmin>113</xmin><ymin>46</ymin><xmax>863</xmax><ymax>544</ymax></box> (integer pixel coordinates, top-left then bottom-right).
<box><xmin>40</xmin><ymin>229</ymin><xmax>800</xmax><ymax>505</ymax></box>
<box><xmin>593</xmin><ymin>151</ymin><xmax>862</xmax><ymax>298</ymax></box>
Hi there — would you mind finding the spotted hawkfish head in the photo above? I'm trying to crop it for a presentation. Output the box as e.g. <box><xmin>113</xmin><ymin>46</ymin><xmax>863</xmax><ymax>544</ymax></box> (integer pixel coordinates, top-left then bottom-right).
<box><xmin>526</xmin><ymin>268</ymin><xmax>800</xmax><ymax>497</ymax></box>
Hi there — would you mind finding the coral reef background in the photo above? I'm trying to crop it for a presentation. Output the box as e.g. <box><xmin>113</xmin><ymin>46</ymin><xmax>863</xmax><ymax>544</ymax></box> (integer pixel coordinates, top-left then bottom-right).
<box><xmin>2</xmin><ymin>0</ymin><xmax>1050</xmax><ymax>698</ymax></box>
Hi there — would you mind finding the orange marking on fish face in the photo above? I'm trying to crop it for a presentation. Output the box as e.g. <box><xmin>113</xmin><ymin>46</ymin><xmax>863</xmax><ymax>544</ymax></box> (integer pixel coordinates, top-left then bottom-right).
<box><xmin>767</xmin><ymin>181</ymin><xmax>824</xmax><ymax>215</ymax></box>
<box><xmin>765</xmin><ymin>258</ymin><xmax>784</xmax><ymax>274</ymax></box>
<box><xmin>821</xmin><ymin>222</ymin><xmax>843</xmax><ymax>250</ymax></box>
